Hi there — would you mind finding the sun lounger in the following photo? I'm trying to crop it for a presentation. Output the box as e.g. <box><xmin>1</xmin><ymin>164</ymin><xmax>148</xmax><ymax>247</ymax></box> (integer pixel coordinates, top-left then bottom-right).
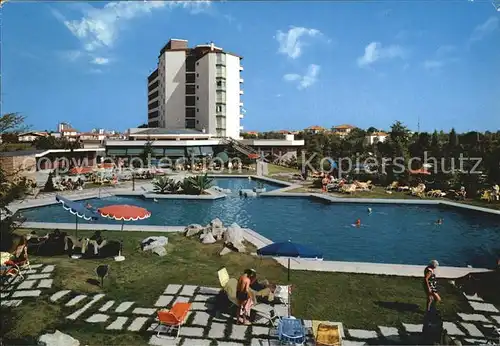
<box><xmin>315</xmin><ymin>322</ymin><xmax>343</xmax><ymax>346</ymax></box>
<box><xmin>217</xmin><ymin>268</ymin><xmax>279</xmax><ymax>325</ymax></box>
<box><xmin>154</xmin><ymin>302</ymin><xmax>192</xmax><ymax>339</ymax></box>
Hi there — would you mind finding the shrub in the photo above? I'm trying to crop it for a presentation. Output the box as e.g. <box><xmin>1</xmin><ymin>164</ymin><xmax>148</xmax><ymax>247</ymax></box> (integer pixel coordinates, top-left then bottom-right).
<box><xmin>152</xmin><ymin>177</ymin><xmax>181</xmax><ymax>194</ymax></box>
<box><xmin>181</xmin><ymin>173</ymin><xmax>214</xmax><ymax>195</ymax></box>
<box><xmin>44</xmin><ymin>172</ymin><xmax>55</xmax><ymax>192</ymax></box>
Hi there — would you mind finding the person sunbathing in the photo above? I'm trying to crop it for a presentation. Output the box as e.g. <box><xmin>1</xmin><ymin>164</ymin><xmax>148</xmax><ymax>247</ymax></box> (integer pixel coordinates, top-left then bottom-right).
<box><xmin>85</xmin><ymin>231</ymin><xmax>108</xmax><ymax>255</ymax></box>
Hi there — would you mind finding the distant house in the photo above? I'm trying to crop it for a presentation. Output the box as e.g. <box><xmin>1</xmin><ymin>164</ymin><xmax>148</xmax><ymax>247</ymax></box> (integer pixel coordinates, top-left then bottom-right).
<box><xmin>364</xmin><ymin>131</ymin><xmax>388</xmax><ymax>146</ymax></box>
<box><xmin>18</xmin><ymin>131</ymin><xmax>49</xmax><ymax>142</ymax></box>
<box><xmin>60</xmin><ymin>128</ymin><xmax>80</xmax><ymax>141</ymax></box>
<box><xmin>332</xmin><ymin>124</ymin><xmax>356</xmax><ymax>138</ymax></box>
<box><xmin>304</xmin><ymin>125</ymin><xmax>327</xmax><ymax>134</ymax></box>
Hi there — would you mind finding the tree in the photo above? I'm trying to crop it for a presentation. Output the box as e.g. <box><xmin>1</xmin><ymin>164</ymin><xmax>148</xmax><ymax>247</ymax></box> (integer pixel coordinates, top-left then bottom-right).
<box><xmin>366</xmin><ymin>127</ymin><xmax>378</xmax><ymax>134</ymax></box>
<box><xmin>139</xmin><ymin>139</ymin><xmax>154</xmax><ymax>167</ymax></box>
<box><xmin>44</xmin><ymin>171</ymin><xmax>56</xmax><ymax>192</ymax></box>
<box><xmin>153</xmin><ymin>177</ymin><xmax>181</xmax><ymax>194</ymax></box>
<box><xmin>1</xmin><ymin>113</ymin><xmax>31</xmax><ymax>249</ymax></box>
<box><xmin>137</xmin><ymin>123</ymin><xmax>149</xmax><ymax>128</ymax></box>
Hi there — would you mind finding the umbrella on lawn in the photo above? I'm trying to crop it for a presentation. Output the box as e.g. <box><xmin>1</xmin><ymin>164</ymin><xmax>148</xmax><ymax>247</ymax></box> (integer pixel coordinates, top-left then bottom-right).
<box><xmin>55</xmin><ymin>195</ymin><xmax>100</xmax><ymax>237</ymax></box>
<box><xmin>97</xmin><ymin>205</ymin><xmax>151</xmax><ymax>232</ymax></box>
<box><xmin>257</xmin><ymin>240</ymin><xmax>323</xmax><ymax>282</ymax></box>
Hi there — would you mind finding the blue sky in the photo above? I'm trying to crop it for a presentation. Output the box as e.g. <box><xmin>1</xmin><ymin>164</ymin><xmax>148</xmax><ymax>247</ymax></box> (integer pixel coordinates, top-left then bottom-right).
<box><xmin>2</xmin><ymin>0</ymin><xmax>500</xmax><ymax>133</ymax></box>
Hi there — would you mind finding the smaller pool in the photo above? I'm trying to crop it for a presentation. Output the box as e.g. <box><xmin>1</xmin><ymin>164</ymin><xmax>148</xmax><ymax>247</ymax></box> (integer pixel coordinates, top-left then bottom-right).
<box><xmin>210</xmin><ymin>177</ymin><xmax>284</xmax><ymax>194</ymax></box>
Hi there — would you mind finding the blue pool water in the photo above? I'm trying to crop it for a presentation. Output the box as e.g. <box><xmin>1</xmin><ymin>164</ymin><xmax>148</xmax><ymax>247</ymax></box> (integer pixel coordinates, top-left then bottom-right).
<box><xmin>20</xmin><ymin>178</ymin><xmax>500</xmax><ymax>268</ymax></box>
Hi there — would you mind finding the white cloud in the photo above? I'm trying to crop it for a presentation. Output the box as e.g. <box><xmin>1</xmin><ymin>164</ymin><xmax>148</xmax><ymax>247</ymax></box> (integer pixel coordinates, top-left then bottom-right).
<box><xmin>357</xmin><ymin>42</ymin><xmax>406</xmax><ymax>67</ymax></box>
<box><xmin>469</xmin><ymin>16</ymin><xmax>499</xmax><ymax>43</ymax></box>
<box><xmin>283</xmin><ymin>64</ymin><xmax>320</xmax><ymax>90</ymax></box>
<box><xmin>275</xmin><ymin>26</ymin><xmax>323</xmax><ymax>59</ymax></box>
<box><xmin>52</xmin><ymin>1</ymin><xmax>211</xmax><ymax>65</ymax></box>
<box><xmin>92</xmin><ymin>57</ymin><xmax>109</xmax><ymax>65</ymax></box>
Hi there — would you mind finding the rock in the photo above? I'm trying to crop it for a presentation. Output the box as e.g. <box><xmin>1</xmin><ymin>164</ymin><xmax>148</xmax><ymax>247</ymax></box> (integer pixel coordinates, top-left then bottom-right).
<box><xmin>202</xmin><ymin>233</ymin><xmax>216</xmax><ymax>244</ymax></box>
<box><xmin>152</xmin><ymin>246</ymin><xmax>167</xmax><ymax>256</ymax></box>
<box><xmin>38</xmin><ymin>330</ymin><xmax>80</xmax><ymax>346</ymax></box>
<box><xmin>219</xmin><ymin>247</ymin><xmax>232</xmax><ymax>256</ymax></box>
<box><xmin>185</xmin><ymin>224</ymin><xmax>204</xmax><ymax>237</ymax></box>
<box><xmin>224</xmin><ymin>223</ymin><xmax>246</xmax><ymax>252</ymax></box>
<box><xmin>210</xmin><ymin>218</ymin><xmax>224</xmax><ymax>229</ymax></box>
<box><xmin>211</xmin><ymin>227</ymin><xmax>225</xmax><ymax>240</ymax></box>
<box><xmin>141</xmin><ymin>236</ymin><xmax>168</xmax><ymax>252</ymax></box>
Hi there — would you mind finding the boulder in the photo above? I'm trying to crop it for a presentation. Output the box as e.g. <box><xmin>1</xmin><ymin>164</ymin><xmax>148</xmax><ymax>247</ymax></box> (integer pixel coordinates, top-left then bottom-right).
<box><xmin>202</xmin><ymin>232</ymin><xmax>216</xmax><ymax>244</ymax></box>
<box><xmin>141</xmin><ymin>236</ymin><xmax>168</xmax><ymax>252</ymax></box>
<box><xmin>39</xmin><ymin>330</ymin><xmax>80</xmax><ymax>346</ymax></box>
<box><xmin>152</xmin><ymin>246</ymin><xmax>167</xmax><ymax>257</ymax></box>
<box><xmin>219</xmin><ymin>247</ymin><xmax>232</xmax><ymax>256</ymax></box>
<box><xmin>185</xmin><ymin>224</ymin><xmax>204</xmax><ymax>237</ymax></box>
<box><xmin>224</xmin><ymin>223</ymin><xmax>246</xmax><ymax>252</ymax></box>
<box><xmin>210</xmin><ymin>218</ymin><xmax>224</xmax><ymax>229</ymax></box>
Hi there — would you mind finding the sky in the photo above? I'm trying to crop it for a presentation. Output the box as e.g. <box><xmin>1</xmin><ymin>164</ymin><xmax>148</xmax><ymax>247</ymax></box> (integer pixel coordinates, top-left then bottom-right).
<box><xmin>2</xmin><ymin>0</ymin><xmax>500</xmax><ymax>133</ymax></box>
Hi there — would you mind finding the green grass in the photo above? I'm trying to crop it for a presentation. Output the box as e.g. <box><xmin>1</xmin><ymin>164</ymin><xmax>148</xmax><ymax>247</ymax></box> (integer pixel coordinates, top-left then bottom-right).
<box><xmin>267</xmin><ymin>164</ymin><xmax>299</xmax><ymax>176</ymax></box>
<box><xmin>2</xmin><ymin>230</ymin><xmax>470</xmax><ymax>345</ymax></box>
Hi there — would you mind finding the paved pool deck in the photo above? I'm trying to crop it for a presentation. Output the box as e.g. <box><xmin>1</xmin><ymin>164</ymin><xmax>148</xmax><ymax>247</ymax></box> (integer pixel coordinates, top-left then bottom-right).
<box><xmin>21</xmin><ymin>222</ymin><xmax>491</xmax><ymax>279</ymax></box>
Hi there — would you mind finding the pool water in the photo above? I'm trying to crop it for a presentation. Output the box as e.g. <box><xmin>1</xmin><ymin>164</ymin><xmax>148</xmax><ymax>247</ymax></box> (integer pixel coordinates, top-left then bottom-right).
<box><xmin>20</xmin><ymin>178</ymin><xmax>500</xmax><ymax>268</ymax></box>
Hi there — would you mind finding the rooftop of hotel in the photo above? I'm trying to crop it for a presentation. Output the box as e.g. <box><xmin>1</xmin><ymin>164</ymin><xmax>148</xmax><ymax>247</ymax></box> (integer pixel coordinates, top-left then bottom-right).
<box><xmin>131</xmin><ymin>128</ymin><xmax>209</xmax><ymax>136</ymax></box>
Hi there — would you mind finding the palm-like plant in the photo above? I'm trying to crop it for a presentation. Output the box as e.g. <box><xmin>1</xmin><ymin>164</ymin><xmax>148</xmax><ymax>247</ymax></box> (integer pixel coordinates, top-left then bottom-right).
<box><xmin>181</xmin><ymin>173</ymin><xmax>214</xmax><ymax>195</ymax></box>
<box><xmin>153</xmin><ymin>177</ymin><xmax>181</xmax><ymax>194</ymax></box>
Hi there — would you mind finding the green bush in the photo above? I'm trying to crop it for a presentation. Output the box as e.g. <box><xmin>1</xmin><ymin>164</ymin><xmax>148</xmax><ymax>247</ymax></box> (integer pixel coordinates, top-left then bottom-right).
<box><xmin>44</xmin><ymin>172</ymin><xmax>55</xmax><ymax>192</ymax></box>
<box><xmin>181</xmin><ymin>173</ymin><xmax>213</xmax><ymax>195</ymax></box>
<box><xmin>152</xmin><ymin>177</ymin><xmax>181</xmax><ymax>194</ymax></box>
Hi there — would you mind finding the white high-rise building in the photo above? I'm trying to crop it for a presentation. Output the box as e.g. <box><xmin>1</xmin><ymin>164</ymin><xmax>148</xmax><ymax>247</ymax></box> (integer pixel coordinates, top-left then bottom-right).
<box><xmin>147</xmin><ymin>39</ymin><xmax>244</xmax><ymax>139</ymax></box>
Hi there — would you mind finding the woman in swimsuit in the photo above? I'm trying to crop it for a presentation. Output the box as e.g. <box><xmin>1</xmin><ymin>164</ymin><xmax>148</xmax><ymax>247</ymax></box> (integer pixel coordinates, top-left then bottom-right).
<box><xmin>424</xmin><ymin>260</ymin><xmax>441</xmax><ymax>311</ymax></box>
<box><xmin>236</xmin><ymin>269</ymin><xmax>256</xmax><ymax>325</ymax></box>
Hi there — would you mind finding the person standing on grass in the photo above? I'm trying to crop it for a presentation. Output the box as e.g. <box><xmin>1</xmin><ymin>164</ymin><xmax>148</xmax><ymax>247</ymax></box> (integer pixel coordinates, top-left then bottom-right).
<box><xmin>424</xmin><ymin>260</ymin><xmax>442</xmax><ymax>311</ymax></box>
<box><xmin>236</xmin><ymin>269</ymin><xmax>256</xmax><ymax>325</ymax></box>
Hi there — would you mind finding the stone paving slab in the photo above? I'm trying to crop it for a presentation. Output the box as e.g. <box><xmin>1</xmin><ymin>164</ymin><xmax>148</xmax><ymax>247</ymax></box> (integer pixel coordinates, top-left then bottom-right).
<box><xmin>464</xmin><ymin>293</ymin><xmax>484</xmax><ymax>302</ymax></box>
<box><xmin>17</xmin><ymin>280</ymin><xmax>37</xmax><ymax>290</ymax></box>
<box><xmin>378</xmin><ymin>326</ymin><xmax>399</xmax><ymax>337</ymax></box>
<box><xmin>86</xmin><ymin>314</ymin><xmax>109</xmax><ymax>323</ymax></box>
<box><xmin>469</xmin><ymin>301</ymin><xmax>499</xmax><ymax>313</ymax></box>
<box><xmin>115</xmin><ymin>302</ymin><xmax>134</xmax><ymax>313</ymax></box>
<box><xmin>67</xmin><ymin>294</ymin><xmax>105</xmax><ymax>320</ymax></box>
<box><xmin>12</xmin><ymin>290</ymin><xmax>41</xmax><ymax>298</ymax></box>
<box><xmin>1</xmin><ymin>299</ymin><xmax>22</xmax><ymax>307</ymax></box>
<box><xmin>402</xmin><ymin>323</ymin><xmax>423</xmax><ymax>333</ymax></box>
<box><xmin>106</xmin><ymin>316</ymin><xmax>129</xmax><ymax>330</ymax></box>
<box><xmin>99</xmin><ymin>300</ymin><xmax>115</xmax><ymax>312</ymax></box>
<box><xmin>20</xmin><ymin>269</ymin><xmax>37</xmax><ymax>275</ymax></box>
<box><xmin>194</xmin><ymin>295</ymin><xmax>213</xmax><ymax>302</ymax></box>
<box><xmin>460</xmin><ymin>322</ymin><xmax>484</xmax><ymax>337</ymax></box>
<box><xmin>342</xmin><ymin>341</ymin><xmax>367</xmax><ymax>346</ymax></box>
<box><xmin>29</xmin><ymin>264</ymin><xmax>43</xmax><ymax>269</ymax></box>
<box><xmin>208</xmin><ymin>322</ymin><xmax>226</xmax><ymax>339</ymax></box>
<box><xmin>457</xmin><ymin>313</ymin><xmax>491</xmax><ymax>322</ymax></box>
<box><xmin>443</xmin><ymin>322</ymin><xmax>465</xmax><ymax>336</ymax></box>
<box><xmin>164</xmin><ymin>284</ymin><xmax>182</xmax><ymax>295</ymax></box>
<box><xmin>66</xmin><ymin>295</ymin><xmax>87</xmax><ymax>306</ymax></box>
<box><xmin>348</xmin><ymin>329</ymin><xmax>378</xmax><ymax>339</ymax></box>
<box><xmin>27</xmin><ymin>273</ymin><xmax>51</xmax><ymax>280</ymax></box>
<box><xmin>128</xmin><ymin>317</ymin><xmax>150</xmax><ymax>331</ymax></box>
<box><xmin>217</xmin><ymin>342</ymin><xmax>245</xmax><ymax>346</ymax></box>
<box><xmin>464</xmin><ymin>338</ymin><xmax>489</xmax><ymax>345</ymax></box>
<box><xmin>191</xmin><ymin>302</ymin><xmax>210</xmax><ymax>311</ymax></box>
<box><xmin>148</xmin><ymin>335</ymin><xmax>180</xmax><ymax>346</ymax></box>
<box><xmin>179</xmin><ymin>285</ymin><xmax>197</xmax><ymax>296</ymax></box>
<box><xmin>133</xmin><ymin>307</ymin><xmax>157</xmax><ymax>315</ymax></box>
<box><xmin>174</xmin><ymin>296</ymin><xmax>190</xmax><ymax>305</ymax></box>
<box><xmin>0</xmin><ymin>292</ymin><xmax>10</xmax><ymax>298</ymax></box>
<box><xmin>50</xmin><ymin>290</ymin><xmax>71</xmax><ymax>302</ymax></box>
<box><xmin>38</xmin><ymin>279</ymin><xmax>53</xmax><ymax>289</ymax></box>
<box><xmin>231</xmin><ymin>324</ymin><xmax>248</xmax><ymax>340</ymax></box>
<box><xmin>192</xmin><ymin>311</ymin><xmax>210</xmax><ymax>326</ymax></box>
<box><xmin>198</xmin><ymin>286</ymin><xmax>220</xmax><ymax>295</ymax></box>
<box><xmin>491</xmin><ymin>315</ymin><xmax>500</xmax><ymax>325</ymax></box>
<box><xmin>155</xmin><ymin>295</ymin><xmax>174</xmax><ymax>307</ymax></box>
<box><xmin>41</xmin><ymin>265</ymin><xmax>55</xmax><ymax>273</ymax></box>
<box><xmin>183</xmin><ymin>338</ymin><xmax>211</xmax><ymax>346</ymax></box>
<box><xmin>179</xmin><ymin>327</ymin><xmax>204</xmax><ymax>337</ymax></box>
<box><xmin>251</xmin><ymin>326</ymin><xmax>271</xmax><ymax>336</ymax></box>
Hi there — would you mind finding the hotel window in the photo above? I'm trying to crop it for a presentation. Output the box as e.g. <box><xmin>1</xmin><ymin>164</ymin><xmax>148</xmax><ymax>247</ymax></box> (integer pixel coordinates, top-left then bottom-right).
<box><xmin>186</xmin><ymin>108</ymin><xmax>195</xmax><ymax>118</ymax></box>
<box><xmin>148</xmin><ymin>100</ymin><xmax>159</xmax><ymax>110</ymax></box>
<box><xmin>186</xmin><ymin>74</ymin><xmax>195</xmax><ymax>83</ymax></box>
<box><xmin>185</xmin><ymin>119</ymin><xmax>195</xmax><ymax>129</ymax></box>
<box><xmin>185</xmin><ymin>96</ymin><xmax>196</xmax><ymax>107</ymax></box>
<box><xmin>185</xmin><ymin>85</ymin><xmax>196</xmax><ymax>95</ymax></box>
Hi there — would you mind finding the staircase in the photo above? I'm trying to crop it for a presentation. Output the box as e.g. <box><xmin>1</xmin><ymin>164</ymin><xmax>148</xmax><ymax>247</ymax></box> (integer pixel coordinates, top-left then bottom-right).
<box><xmin>221</xmin><ymin>137</ymin><xmax>266</xmax><ymax>162</ymax></box>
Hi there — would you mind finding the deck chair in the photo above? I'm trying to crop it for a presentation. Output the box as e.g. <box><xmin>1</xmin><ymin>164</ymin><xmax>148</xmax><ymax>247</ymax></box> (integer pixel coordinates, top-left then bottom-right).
<box><xmin>1</xmin><ymin>252</ymin><xmax>22</xmax><ymax>287</ymax></box>
<box><xmin>217</xmin><ymin>268</ymin><xmax>279</xmax><ymax>326</ymax></box>
<box><xmin>155</xmin><ymin>302</ymin><xmax>192</xmax><ymax>339</ymax></box>
<box><xmin>11</xmin><ymin>243</ymin><xmax>31</xmax><ymax>271</ymax></box>
<box><xmin>277</xmin><ymin>317</ymin><xmax>306</xmax><ymax>345</ymax></box>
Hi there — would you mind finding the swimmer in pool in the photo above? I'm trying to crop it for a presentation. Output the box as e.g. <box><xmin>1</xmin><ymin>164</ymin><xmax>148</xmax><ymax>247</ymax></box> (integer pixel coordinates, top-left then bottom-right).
<box><xmin>435</xmin><ymin>218</ymin><xmax>443</xmax><ymax>225</ymax></box>
<box><xmin>355</xmin><ymin>219</ymin><xmax>361</xmax><ymax>227</ymax></box>
<box><xmin>368</xmin><ymin>208</ymin><xmax>372</xmax><ymax>214</ymax></box>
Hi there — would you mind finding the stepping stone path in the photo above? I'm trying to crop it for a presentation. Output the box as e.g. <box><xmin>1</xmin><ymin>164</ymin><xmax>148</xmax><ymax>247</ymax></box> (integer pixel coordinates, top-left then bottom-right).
<box><xmin>1</xmin><ymin>263</ymin><xmax>56</xmax><ymax>307</ymax></box>
<box><xmin>86</xmin><ymin>313</ymin><xmax>109</xmax><ymax>323</ymax></box>
<box><xmin>115</xmin><ymin>301</ymin><xmax>134</xmax><ymax>313</ymax></box>
<box><xmin>107</xmin><ymin>316</ymin><xmax>129</xmax><ymax>330</ymax></box>
<box><xmin>128</xmin><ymin>317</ymin><xmax>149</xmax><ymax>331</ymax></box>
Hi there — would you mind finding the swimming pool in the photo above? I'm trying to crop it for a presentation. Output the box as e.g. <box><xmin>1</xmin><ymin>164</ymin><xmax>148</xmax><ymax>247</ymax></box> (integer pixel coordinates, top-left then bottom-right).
<box><xmin>20</xmin><ymin>178</ymin><xmax>500</xmax><ymax>268</ymax></box>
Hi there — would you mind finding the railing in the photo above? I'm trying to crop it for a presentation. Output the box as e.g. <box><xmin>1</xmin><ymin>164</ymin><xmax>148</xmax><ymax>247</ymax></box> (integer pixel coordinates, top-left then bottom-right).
<box><xmin>221</xmin><ymin>137</ymin><xmax>266</xmax><ymax>161</ymax></box>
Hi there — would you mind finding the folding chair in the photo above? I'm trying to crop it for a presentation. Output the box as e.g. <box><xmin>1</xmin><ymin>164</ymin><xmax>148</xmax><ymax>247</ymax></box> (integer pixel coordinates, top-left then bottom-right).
<box><xmin>155</xmin><ymin>302</ymin><xmax>192</xmax><ymax>339</ymax></box>
<box><xmin>277</xmin><ymin>317</ymin><xmax>306</xmax><ymax>345</ymax></box>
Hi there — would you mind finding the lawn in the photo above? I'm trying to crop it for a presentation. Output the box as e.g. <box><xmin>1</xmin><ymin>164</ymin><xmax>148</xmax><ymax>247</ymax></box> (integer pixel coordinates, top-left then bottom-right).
<box><xmin>2</xmin><ymin>230</ymin><xmax>469</xmax><ymax>345</ymax></box>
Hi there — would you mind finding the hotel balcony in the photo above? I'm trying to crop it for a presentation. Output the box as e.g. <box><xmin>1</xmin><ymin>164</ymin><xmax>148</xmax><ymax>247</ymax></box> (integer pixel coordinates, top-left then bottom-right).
<box><xmin>240</xmin><ymin>78</ymin><xmax>244</xmax><ymax>83</ymax></box>
<box><xmin>239</xmin><ymin>102</ymin><xmax>244</xmax><ymax>107</ymax></box>
<box><xmin>240</xmin><ymin>90</ymin><xmax>244</xmax><ymax>95</ymax></box>
<box><xmin>240</xmin><ymin>126</ymin><xmax>244</xmax><ymax>130</ymax></box>
<box><xmin>239</xmin><ymin>66</ymin><xmax>244</xmax><ymax>71</ymax></box>
<box><xmin>239</xmin><ymin>113</ymin><xmax>244</xmax><ymax>119</ymax></box>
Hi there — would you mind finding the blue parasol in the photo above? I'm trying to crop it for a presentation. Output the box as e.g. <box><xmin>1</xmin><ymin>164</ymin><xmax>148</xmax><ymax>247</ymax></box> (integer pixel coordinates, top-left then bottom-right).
<box><xmin>257</xmin><ymin>240</ymin><xmax>322</xmax><ymax>281</ymax></box>
<box><xmin>55</xmin><ymin>195</ymin><xmax>100</xmax><ymax>237</ymax></box>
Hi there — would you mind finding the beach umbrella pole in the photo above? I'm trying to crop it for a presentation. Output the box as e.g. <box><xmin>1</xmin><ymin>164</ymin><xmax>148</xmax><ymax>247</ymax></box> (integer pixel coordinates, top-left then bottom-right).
<box><xmin>121</xmin><ymin>220</ymin><xmax>124</xmax><ymax>232</ymax></box>
<box><xmin>75</xmin><ymin>214</ymin><xmax>78</xmax><ymax>238</ymax></box>
<box><xmin>287</xmin><ymin>257</ymin><xmax>290</xmax><ymax>282</ymax></box>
